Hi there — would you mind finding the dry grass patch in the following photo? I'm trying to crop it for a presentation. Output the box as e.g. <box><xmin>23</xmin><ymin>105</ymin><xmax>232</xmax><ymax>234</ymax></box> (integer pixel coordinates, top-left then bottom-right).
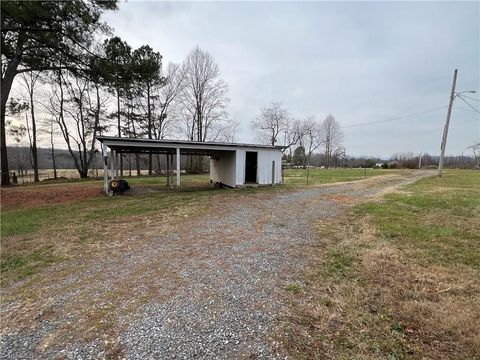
<box><xmin>280</xmin><ymin>170</ymin><xmax>480</xmax><ymax>359</ymax></box>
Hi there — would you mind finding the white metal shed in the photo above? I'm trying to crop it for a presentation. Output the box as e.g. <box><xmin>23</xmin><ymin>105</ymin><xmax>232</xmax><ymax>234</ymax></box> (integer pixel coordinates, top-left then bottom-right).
<box><xmin>97</xmin><ymin>136</ymin><xmax>283</xmax><ymax>194</ymax></box>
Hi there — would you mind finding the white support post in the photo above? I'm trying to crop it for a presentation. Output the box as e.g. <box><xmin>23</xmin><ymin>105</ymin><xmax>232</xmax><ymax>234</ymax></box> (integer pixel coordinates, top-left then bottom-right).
<box><xmin>176</xmin><ymin>147</ymin><xmax>180</xmax><ymax>190</ymax></box>
<box><xmin>110</xmin><ymin>150</ymin><xmax>115</xmax><ymax>181</ymax></box>
<box><xmin>115</xmin><ymin>151</ymin><xmax>119</xmax><ymax>179</ymax></box>
<box><xmin>272</xmin><ymin>160</ymin><xmax>275</xmax><ymax>186</ymax></box>
<box><xmin>166</xmin><ymin>153</ymin><xmax>170</xmax><ymax>188</ymax></box>
<box><xmin>103</xmin><ymin>143</ymin><xmax>109</xmax><ymax>194</ymax></box>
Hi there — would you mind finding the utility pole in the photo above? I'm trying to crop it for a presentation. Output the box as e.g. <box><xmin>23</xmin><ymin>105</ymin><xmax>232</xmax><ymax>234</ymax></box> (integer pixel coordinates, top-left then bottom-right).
<box><xmin>418</xmin><ymin>153</ymin><xmax>422</xmax><ymax>169</ymax></box>
<box><xmin>438</xmin><ymin>69</ymin><xmax>458</xmax><ymax>177</ymax></box>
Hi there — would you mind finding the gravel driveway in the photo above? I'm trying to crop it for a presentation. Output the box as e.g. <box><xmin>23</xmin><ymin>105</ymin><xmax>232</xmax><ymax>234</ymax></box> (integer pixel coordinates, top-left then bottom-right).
<box><xmin>1</xmin><ymin>172</ymin><xmax>431</xmax><ymax>359</ymax></box>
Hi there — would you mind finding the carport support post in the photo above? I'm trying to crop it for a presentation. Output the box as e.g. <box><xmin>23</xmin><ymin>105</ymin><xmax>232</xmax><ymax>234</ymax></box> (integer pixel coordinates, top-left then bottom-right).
<box><xmin>176</xmin><ymin>147</ymin><xmax>180</xmax><ymax>190</ymax></box>
<box><xmin>115</xmin><ymin>152</ymin><xmax>119</xmax><ymax>179</ymax></box>
<box><xmin>110</xmin><ymin>150</ymin><xmax>115</xmax><ymax>181</ymax></box>
<box><xmin>103</xmin><ymin>143</ymin><xmax>108</xmax><ymax>194</ymax></box>
<box><xmin>166</xmin><ymin>153</ymin><xmax>170</xmax><ymax>188</ymax></box>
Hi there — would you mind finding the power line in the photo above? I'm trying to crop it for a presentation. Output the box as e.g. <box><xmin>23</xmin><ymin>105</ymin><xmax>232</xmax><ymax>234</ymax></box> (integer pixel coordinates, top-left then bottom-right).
<box><xmin>457</xmin><ymin>95</ymin><xmax>480</xmax><ymax>114</ymax></box>
<box><xmin>460</xmin><ymin>94</ymin><xmax>479</xmax><ymax>102</ymax></box>
<box><xmin>453</xmin><ymin>105</ymin><xmax>480</xmax><ymax>114</ymax></box>
<box><xmin>341</xmin><ymin>106</ymin><xmax>446</xmax><ymax>129</ymax></box>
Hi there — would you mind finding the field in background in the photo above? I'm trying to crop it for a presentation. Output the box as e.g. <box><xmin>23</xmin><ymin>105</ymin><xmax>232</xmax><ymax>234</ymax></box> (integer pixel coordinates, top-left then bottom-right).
<box><xmin>283</xmin><ymin>168</ymin><xmax>398</xmax><ymax>186</ymax></box>
<box><xmin>12</xmin><ymin>168</ymin><xmax>177</xmax><ymax>184</ymax></box>
<box><xmin>12</xmin><ymin>167</ymin><xmax>398</xmax><ymax>186</ymax></box>
<box><xmin>282</xmin><ymin>169</ymin><xmax>480</xmax><ymax>358</ymax></box>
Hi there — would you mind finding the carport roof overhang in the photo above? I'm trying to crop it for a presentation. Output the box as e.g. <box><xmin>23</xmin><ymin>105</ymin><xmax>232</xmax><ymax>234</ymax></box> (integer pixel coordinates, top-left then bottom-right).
<box><xmin>97</xmin><ymin>136</ymin><xmax>284</xmax><ymax>155</ymax></box>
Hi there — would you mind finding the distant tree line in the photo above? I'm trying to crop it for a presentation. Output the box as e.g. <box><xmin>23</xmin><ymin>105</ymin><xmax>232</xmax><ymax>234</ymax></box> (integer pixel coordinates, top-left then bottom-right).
<box><xmin>251</xmin><ymin>102</ymin><xmax>344</xmax><ymax>169</ymax></box>
<box><xmin>251</xmin><ymin>102</ymin><xmax>479</xmax><ymax>170</ymax></box>
<box><xmin>1</xmin><ymin>1</ymin><xmax>235</xmax><ymax>185</ymax></box>
<box><xmin>292</xmin><ymin>152</ymin><xmax>477</xmax><ymax>169</ymax></box>
<box><xmin>7</xmin><ymin>144</ymin><xmax>476</xmax><ymax>180</ymax></box>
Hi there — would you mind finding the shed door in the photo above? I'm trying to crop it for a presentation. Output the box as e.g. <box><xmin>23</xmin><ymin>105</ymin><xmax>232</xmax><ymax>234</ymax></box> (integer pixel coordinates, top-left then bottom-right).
<box><xmin>245</xmin><ymin>151</ymin><xmax>258</xmax><ymax>183</ymax></box>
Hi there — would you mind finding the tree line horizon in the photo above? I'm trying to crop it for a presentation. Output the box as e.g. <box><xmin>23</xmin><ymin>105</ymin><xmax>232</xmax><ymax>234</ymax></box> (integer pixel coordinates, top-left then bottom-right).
<box><xmin>0</xmin><ymin>0</ymin><xmax>347</xmax><ymax>183</ymax></box>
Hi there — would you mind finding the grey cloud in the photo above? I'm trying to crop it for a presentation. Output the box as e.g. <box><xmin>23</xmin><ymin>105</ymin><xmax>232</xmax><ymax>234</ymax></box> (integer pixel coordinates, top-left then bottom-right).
<box><xmin>103</xmin><ymin>1</ymin><xmax>479</xmax><ymax>157</ymax></box>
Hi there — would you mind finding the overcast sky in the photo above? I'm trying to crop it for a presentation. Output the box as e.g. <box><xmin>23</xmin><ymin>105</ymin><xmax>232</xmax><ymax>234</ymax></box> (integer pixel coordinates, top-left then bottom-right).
<box><xmin>104</xmin><ymin>1</ymin><xmax>478</xmax><ymax>157</ymax></box>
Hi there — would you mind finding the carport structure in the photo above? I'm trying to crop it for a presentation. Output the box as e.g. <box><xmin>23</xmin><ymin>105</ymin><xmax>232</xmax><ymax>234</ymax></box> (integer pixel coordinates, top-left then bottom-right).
<box><xmin>97</xmin><ymin>136</ymin><xmax>284</xmax><ymax>195</ymax></box>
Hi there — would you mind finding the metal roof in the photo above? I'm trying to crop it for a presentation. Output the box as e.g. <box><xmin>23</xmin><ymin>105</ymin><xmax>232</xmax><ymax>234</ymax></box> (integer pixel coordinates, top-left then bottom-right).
<box><xmin>97</xmin><ymin>136</ymin><xmax>284</xmax><ymax>154</ymax></box>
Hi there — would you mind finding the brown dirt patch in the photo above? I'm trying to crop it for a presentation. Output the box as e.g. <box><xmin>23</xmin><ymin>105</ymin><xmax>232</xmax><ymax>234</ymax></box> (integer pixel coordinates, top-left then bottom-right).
<box><xmin>322</xmin><ymin>194</ymin><xmax>355</xmax><ymax>204</ymax></box>
<box><xmin>0</xmin><ymin>183</ymin><xmax>103</xmax><ymax>209</ymax></box>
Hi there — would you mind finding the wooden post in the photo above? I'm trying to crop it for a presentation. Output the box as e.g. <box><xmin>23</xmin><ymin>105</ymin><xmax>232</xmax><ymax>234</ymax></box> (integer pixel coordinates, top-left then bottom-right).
<box><xmin>166</xmin><ymin>153</ymin><xmax>170</xmax><ymax>188</ymax></box>
<box><xmin>170</xmin><ymin>153</ymin><xmax>174</xmax><ymax>189</ymax></box>
<box><xmin>103</xmin><ymin>143</ymin><xmax>108</xmax><ymax>194</ymax></box>
<box><xmin>115</xmin><ymin>151</ymin><xmax>119</xmax><ymax>179</ymax></box>
<box><xmin>176</xmin><ymin>147</ymin><xmax>180</xmax><ymax>190</ymax></box>
<box><xmin>110</xmin><ymin>149</ymin><xmax>115</xmax><ymax>181</ymax></box>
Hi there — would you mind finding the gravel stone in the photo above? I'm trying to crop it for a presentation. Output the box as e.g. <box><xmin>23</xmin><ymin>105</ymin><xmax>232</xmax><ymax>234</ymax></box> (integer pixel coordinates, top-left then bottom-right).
<box><xmin>0</xmin><ymin>172</ymin><xmax>431</xmax><ymax>359</ymax></box>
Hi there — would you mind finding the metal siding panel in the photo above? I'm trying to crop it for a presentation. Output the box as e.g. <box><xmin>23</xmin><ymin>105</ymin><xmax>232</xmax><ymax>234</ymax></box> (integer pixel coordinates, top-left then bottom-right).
<box><xmin>236</xmin><ymin>149</ymin><xmax>246</xmax><ymax>186</ymax></box>
<box><xmin>257</xmin><ymin>149</ymin><xmax>283</xmax><ymax>185</ymax></box>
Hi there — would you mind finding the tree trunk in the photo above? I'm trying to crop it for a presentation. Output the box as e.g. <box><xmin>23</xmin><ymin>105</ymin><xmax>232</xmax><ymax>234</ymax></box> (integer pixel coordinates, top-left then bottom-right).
<box><xmin>29</xmin><ymin>86</ymin><xmax>39</xmax><ymax>182</ymax></box>
<box><xmin>128</xmin><ymin>154</ymin><xmax>132</xmax><ymax>176</ymax></box>
<box><xmin>51</xmin><ymin>140</ymin><xmax>57</xmax><ymax>180</ymax></box>
<box><xmin>1</xmin><ymin>56</ymin><xmax>22</xmax><ymax>186</ymax></box>
<box><xmin>136</xmin><ymin>155</ymin><xmax>140</xmax><ymax>176</ymax></box>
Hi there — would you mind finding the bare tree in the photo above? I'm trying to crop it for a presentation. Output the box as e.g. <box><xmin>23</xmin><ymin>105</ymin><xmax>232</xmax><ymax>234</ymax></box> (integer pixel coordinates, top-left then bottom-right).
<box><xmin>180</xmin><ymin>46</ymin><xmax>230</xmax><ymax>142</ymax></box>
<box><xmin>467</xmin><ymin>142</ymin><xmax>480</xmax><ymax>169</ymax></box>
<box><xmin>251</xmin><ymin>102</ymin><xmax>289</xmax><ymax>146</ymax></box>
<box><xmin>391</xmin><ymin>152</ymin><xmax>418</xmax><ymax>168</ymax></box>
<box><xmin>299</xmin><ymin>116</ymin><xmax>322</xmax><ymax>166</ymax></box>
<box><xmin>10</xmin><ymin>145</ymin><xmax>30</xmax><ymax>183</ymax></box>
<box><xmin>283</xmin><ymin>118</ymin><xmax>312</xmax><ymax>154</ymax></box>
<box><xmin>47</xmin><ymin>71</ymin><xmax>109</xmax><ymax>178</ymax></box>
<box><xmin>38</xmin><ymin>116</ymin><xmax>59</xmax><ymax>180</ymax></box>
<box><xmin>153</xmin><ymin>63</ymin><xmax>186</xmax><ymax>140</ymax></box>
<box><xmin>320</xmin><ymin>114</ymin><xmax>343</xmax><ymax>169</ymax></box>
<box><xmin>19</xmin><ymin>72</ymin><xmax>42</xmax><ymax>182</ymax></box>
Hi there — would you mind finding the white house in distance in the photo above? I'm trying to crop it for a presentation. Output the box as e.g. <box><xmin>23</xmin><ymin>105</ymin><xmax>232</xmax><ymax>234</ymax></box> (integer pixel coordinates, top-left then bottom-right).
<box><xmin>97</xmin><ymin>136</ymin><xmax>283</xmax><ymax>194</ymax></box>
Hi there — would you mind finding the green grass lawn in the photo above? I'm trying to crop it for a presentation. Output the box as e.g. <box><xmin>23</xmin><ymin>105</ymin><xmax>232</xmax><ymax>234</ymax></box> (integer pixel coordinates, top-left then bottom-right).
<box><xmin>355</xmin><ymin>169</ymin><xmax>480</xmax><ymax>268</ymax></box>
<box><xmin>283</xmin><ymin>167</ymin><xmax>398</xmax><ymax>186</ymax></box>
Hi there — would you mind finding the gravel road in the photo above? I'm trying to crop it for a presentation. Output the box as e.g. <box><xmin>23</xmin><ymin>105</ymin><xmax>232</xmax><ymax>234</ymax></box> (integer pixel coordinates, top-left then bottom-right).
<box><xmin>0</xmin><ymin>171</ymin><xmax>432</xmax><ymax>359</ymax></box>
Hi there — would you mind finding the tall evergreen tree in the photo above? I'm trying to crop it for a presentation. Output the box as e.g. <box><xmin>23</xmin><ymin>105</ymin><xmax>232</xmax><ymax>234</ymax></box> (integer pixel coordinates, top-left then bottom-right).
<box><xmin>103</xmin><ymin>36</ymin><xmax>133</xmax><ymax>175</ymax></box>
<box><xmin>132</xmin><ymin>45</ymin><xmax>163</xmax><ymax>174</ymax></box>
<box><xmin>1</xmin><ymin>0</ymin><xmax>118</xmax><ymax>185</ymax></box>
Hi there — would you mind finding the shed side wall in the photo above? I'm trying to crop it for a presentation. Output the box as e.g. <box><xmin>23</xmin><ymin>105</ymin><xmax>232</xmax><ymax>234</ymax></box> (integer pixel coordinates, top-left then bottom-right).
<box><xmin>257</xmin><ymin>149</ymin><xmax>283</xmax><ymax>185</ymax></box>
<box><xmin>209</xmin><ymin>151</ymin><xmax>236</xmax><ymax>187</ymax></box>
